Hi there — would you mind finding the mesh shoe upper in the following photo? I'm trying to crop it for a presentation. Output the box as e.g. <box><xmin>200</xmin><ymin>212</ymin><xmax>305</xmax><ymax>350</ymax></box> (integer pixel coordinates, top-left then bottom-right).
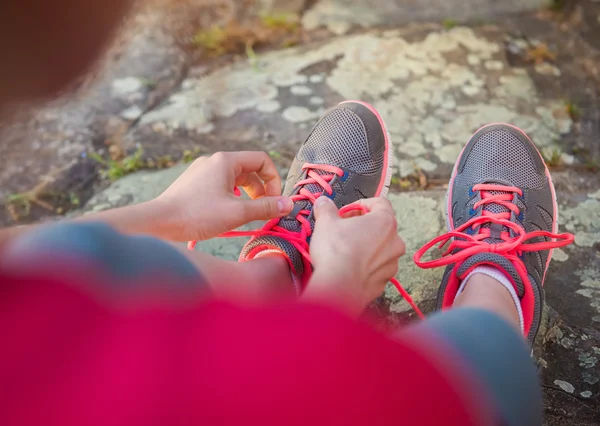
<box><xmin>452</xmin><ymin>126</ymin><xmax>556</xmax><ymax>283</ymax></box>
<box><xmin>239</xmin><ymin>101</ymin><xmax>390</xmax><ymax>286</ymax></box>
<box><xmin>415</xmin><ymin>124</ymin><xmax>574</xmax><ymax>343</ymax></box>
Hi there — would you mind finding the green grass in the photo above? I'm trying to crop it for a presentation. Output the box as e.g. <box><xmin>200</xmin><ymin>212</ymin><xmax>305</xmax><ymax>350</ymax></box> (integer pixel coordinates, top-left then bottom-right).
<box><xmin>5</xmin><ymin>189</ymin><xmax>55</xmax><ymax>220</ymax></box>
<box><xmin>260</xmin><ymin>13</ymin><xmax>299</xmax><ymax>31</ymax></box>
<box><xmin>154</xmin><ymin>154</ymin><xmax>175</xmax><ymax>169</ymax></box>
<box><xmin>565</xmin><ymin>100</ymin><xmax>581</xmax><ymax>121</ymax></box>
<box><xmin>542</xmin><ymin>146</ymin><xmax>563</xmax><ymax>168</ymax></box>
<box><xmin>6</xmin><ymin>193</ymin><xmax>32</xmax><ymax>218</ymax></box>
<box><xmin>192</xmin><ymin>26</ymin><xmax>227</xmax><ymax>54</ymax></box>
<box><xmin>139</xmin><ymin>78</ymin><xmax>156</xmax><ymax>89</ymax></box>
<box><xmin>91</xmin><ymin>147</ymin><xmax>146</xmax><ymax>181</ymax></box>
<box><xmin>443</xmin><ymin>18</ymin><xmax>458</xmax><ymax>30</ymax></box>
<box><xmin>69</xmin><ymin>192</ymin><xmax>80</xmax><ymax>207</ymax></box>
<box><xmin>245</xmin><ymin>41</ymin><xmax>260</xmax><ymax>71</ymax></box>
<box><xmin>390</xmin><ymin>175</ymin><xmax>413</xmax><ymax>190</ymax></box>
<box><xmin>182</xmin><ymin>148</ymin><xmax>202</xmax><ymax>163</ymax></box>
<box><xmin>268</xmin><ymin>150</ymin><xmax>282</xmax><ymax>161</ymax></box>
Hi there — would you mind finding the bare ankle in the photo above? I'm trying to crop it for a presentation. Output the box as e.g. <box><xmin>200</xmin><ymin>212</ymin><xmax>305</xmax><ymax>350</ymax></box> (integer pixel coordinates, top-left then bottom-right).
<box><xmin>235</xmin><ymin>255</ymin><xmax>297</xmax><ymax>298</ymax></box>
<box><xmin>453</xmin><ymin>273</ymin><xmax>521</xmax><ymax>331</ymax></box>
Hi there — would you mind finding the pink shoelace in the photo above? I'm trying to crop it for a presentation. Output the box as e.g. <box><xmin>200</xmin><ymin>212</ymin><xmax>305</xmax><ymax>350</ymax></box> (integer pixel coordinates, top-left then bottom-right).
<box><xmin>189</xmin><ymin>163</ymin><xmax>425</xmax><ymax>319</ymax></box>
<box><xmin>413</xmin><ymin>183</ymin><xmax>574</xmax><ymax>333</ymax></box>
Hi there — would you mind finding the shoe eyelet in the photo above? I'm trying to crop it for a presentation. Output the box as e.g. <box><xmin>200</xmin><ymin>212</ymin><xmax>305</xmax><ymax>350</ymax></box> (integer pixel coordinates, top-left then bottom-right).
<box><xmin>517</xmin><ymin>211</ymin><xmax>524</xmax><ymax>221</ymax></box>
<box><xmin>340</xmin><ymin>171</ymin><xmax>349</xmax><ymax>181</ymax></box>
<box><xmin>468</xmin><ymin>186</ymin><xmax>476</xmax><ymax>197</ymax></box>
<box><xmin>469</xmin><ymin>206</ymin><xmax>477</xmax><ymax>216</ymax></box>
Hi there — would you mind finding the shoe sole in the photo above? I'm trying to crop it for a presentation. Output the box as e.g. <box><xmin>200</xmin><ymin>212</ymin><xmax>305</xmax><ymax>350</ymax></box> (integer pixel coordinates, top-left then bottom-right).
<box><xmin>445</xmin><ymin>123</ymin><xmax>559</xmax><ymax>282</ymax></box>
<box><xmin>339</xmin><ymin>100</ymin><xmax>393</xmax><ymax>199</ymax></box>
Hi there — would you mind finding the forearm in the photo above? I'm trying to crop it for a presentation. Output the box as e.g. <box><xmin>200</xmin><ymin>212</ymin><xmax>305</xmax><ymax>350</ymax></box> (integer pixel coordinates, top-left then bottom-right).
<box><xmin>181</xmin><ymin>250</ymin><xmax>295</xmax><ymax>302</ymax></box>
<box><xmin>76</xmin><ymin>199</ymin><xmax>180</xmax><ymax>240</ymax></box>
<box><xmin>0</xmin><ymin>197</ymin><xmax>296</xmax><ymax>302</ymax></box>
<box><xmin>0</xmin><ymin>199</ymin><xmax>179</xmax><ymax>255</ymax></box>
<box><xmin>1</xmin><ymin>217</ymin><xmax>294</xmax><ymax>304</ymax></box>
<box><xmin>303</xmin><ymin>268</ymin><xmax>367</xmax><ymax>318</ymax></box>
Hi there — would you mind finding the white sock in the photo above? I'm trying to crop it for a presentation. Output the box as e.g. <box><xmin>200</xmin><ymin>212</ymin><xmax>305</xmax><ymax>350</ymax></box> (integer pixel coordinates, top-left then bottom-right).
<box><xmin>454</xmin><ymin>265</ymin><xmax>525</xmax><ymax>332</ymax></box>
<box><xmin>254</xmin><ymin>249</ymin><xmax>302</xmax><ymax>296</ymax></box>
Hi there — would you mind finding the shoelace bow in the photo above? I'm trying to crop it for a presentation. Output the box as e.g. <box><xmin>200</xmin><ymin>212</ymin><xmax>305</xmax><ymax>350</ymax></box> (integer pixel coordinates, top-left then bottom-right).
<box><xmin>414</xmin><ymin>183</ymin><xmax>574</xmax><ymax>286</ymax></box>
<box><xmin>189</xmin><ymin>162</ymin><xmax>425</xmax><ymax>319</ymax></box>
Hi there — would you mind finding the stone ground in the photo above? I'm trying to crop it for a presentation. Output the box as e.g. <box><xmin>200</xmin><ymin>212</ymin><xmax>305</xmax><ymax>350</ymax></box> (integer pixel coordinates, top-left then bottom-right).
<box><xmin>2</xmin><ymin>0</ymin><xmax>600</xmax><ymax>423</ymax></box>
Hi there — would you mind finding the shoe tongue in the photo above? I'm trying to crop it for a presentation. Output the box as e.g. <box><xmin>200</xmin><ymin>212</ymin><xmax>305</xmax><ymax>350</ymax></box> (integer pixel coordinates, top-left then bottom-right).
<box><xmin>279</xmin><ymin>210</ymin><xmax>313</xmax><ymax>233</ymax></box>
<box><xmin>480</xmin><ymin>189</ymin><xmax>511</xmax><ymax>244</ymax></box>
<box><xmin>279</xmin><ymin>169</ymin><xmax>330</xmax><ymax>233</ymax></box>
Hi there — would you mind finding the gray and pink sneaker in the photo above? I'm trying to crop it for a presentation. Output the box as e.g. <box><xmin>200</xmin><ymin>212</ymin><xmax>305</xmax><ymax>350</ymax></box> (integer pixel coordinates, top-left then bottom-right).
<box><xmin>237</xmin><ymin>101</ymin><xmax>394</xmax><ymax>291</ymax></box>
<box><xmin>414</xmin><ymin>124</ymin><xmax>574</xmax><ymax>343</ymax></box>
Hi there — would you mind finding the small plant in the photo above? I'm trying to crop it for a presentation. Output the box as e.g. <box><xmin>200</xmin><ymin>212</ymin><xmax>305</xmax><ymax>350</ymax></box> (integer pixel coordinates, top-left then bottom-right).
<box><xmin>245</xmin><ymin>41</ymin><xmax>260</xmax><ymax>71</ymax></box>
<box><xmin>5</xmin><ymin>179</ymin><xmax>56</xmax><ymax>222</ymax></box>
<box><xmin>182</xmin><ymin>148</ymin><xmax>202</xmax><ymax>163</ymax></box>
<box><xmin>4</xmin><ymin>163</ymin><xmax>79</xmax><ymax>221</ymax></box>
<box><xmin>565</xmin><ymin>100</ymin><xmax>581</xmax><ymax>121</ymax></box>
<box><xmin>260</xmin><ymin>13</ymin><xmax>299</xmax><ymax>31</ymax></box>
<box><xmin>69</xmin><ymin>192</ymin><xmax>80</xmax><ymax>207</ymax></box>
<box><xmin>91</xmin><ymin>146</ymin><xmax>146</xmax><ymax>181</ymax></box>
<box><xmin>443</xmin><ymin>19</ymin><xmax>458</xmax><ymax>30</ymax></box>
<box><xmin>88</xmin><ymin>151</ymin><xmax>106</xmax><ymax>165</ymax></box>
<box><xmin>390</xmin><ymin>175</ymin><xmax>413</xmax><ymax>190</ymax></box>
<box><xmin>192</xmin><ymin>14</ymin><xmax>301</xmax><ymax>59</ymax></box>
<box><xmin>400</xmin><ymin>179</ymin><xmax>412</xmax><ymax>189</ymax></box>
<box><xmin>542</xmin><ymin>146</ymin><xmax>563</xmax><ymax>168</ymax></box>
<box><xmin>193</xmin><ymin>26</ymin><xmax>227</xmax><ymax>55</ymax></box>
<box><xmin>268</xmin><ymin>150</ymin><xmax>282</xmax><ymax>161</ymax></box>
<box><xmin>155</xmin><ymin>154</ymin><xmax>175</xmax><ymax>169</ymax></box>
<box><xmin>399</xmin><ymin>179</ymin><xmax>412</xmax><ymax>189</ymax></box>
<box><xmin>525</xmin><ymin>43</ymin><xmax>556</xmax><ymax>64</ymax></box>
<box><xmin>140</xmin><ymin>78</ymin><xmax>156</xmax><ymax>89</ymax></box>
<box><xmin>5</xmin><ymin>192</ymin><xmax>53</xmax><ymax>220</ymax></box>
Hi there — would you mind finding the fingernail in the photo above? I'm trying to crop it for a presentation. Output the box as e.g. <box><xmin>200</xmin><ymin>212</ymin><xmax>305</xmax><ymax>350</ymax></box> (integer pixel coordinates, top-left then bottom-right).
<box><xmin>315</xmin><ymin>196</ymin><xmax>332</xmax><ymax>208</ymax></box>
<box><xmin>277</xmin><ymin>197</ymin><xmax>294</xmax><ymax>214</ymax></box>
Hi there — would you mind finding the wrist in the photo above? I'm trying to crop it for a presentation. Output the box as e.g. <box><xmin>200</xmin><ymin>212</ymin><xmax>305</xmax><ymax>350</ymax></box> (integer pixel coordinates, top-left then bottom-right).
<box><xmin>309</xmin><ymin>264</ymin><xmax>356</xmax><ymax>288</ymax></box>
<box><xmin>144</xmin><ymin>197</ymin><xmax>184</xmax><ymax>241</ymax></box>
<box><xmin>304</xmin><ymin>265</ymin><xmax>366</xmax><ymax>317</ymax></box>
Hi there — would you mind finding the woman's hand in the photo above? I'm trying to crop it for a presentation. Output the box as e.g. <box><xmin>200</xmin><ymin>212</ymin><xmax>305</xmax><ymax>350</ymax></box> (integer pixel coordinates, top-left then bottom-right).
<box><xmin>154</xmin><ymin>151</ymin><xmax>293</xmax><ymax>242</ymax></box>
<box><xmin>304</xmin><ymin>196</ymin><xmax>406</xmax><ymax>316</ymax></box>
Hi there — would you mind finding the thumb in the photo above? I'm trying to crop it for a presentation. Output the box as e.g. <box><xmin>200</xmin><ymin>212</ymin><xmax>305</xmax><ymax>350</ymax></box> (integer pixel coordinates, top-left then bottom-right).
<box><xmin>313</xmin><ymin>196</ymin><xmax>339</xmax><ymax>221</ymax></box>
<box><xmin>241</xmin><ymin>196</ymin><xmax>294</xmax><ymax>221</ymax></box>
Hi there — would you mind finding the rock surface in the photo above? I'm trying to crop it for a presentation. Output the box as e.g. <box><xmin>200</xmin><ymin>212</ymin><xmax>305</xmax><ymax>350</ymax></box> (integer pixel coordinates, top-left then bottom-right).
<box><xmin>132</xmin><ymin>26</ymin><xmax>571</xmax><ymax>179</ymax></box>
<box><xmin>4</xmin><ymin>0</ymin><xmax>600</xmax><ymax>422</ymax></box>
<box><xmin>259</xmin><ymin>0</ymin><xmax>307</xmax><ymax>14</ymax></box>
<box><xmin>303</xmin><ymin>0</ymin><xmax>545</xmax><ymax>34</ymax></box>
<box><xmin>0</xmin><ymin>4</ymin><xmax>189</xmax><ymax>222</ymax></box>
